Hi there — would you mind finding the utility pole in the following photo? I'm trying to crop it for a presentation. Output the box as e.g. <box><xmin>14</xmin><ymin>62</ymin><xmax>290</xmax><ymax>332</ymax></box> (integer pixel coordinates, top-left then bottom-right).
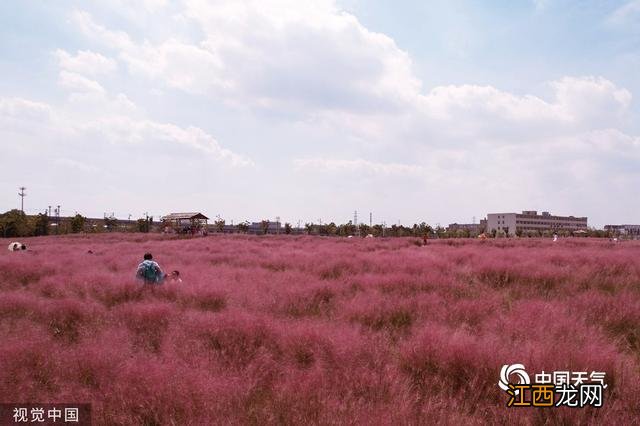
<box><xmin>55</xmin><ymin>205</ymin><xmax>60</xmax><ymax>234</ymax></box>
<box><xmin>354</xmin><ymin>210</ymin><xmax>358</xmax><ymax>236</ymax></box>
<box><xmin>276</xmin><ymin>216</ymin><xmax>280</xmax><ymax>235</ymax></box>
<box><xmin>369</xmin><ymin>212</ymin><xmax>372</xmax><ymax>228</ymax></box>
<box><xmin>18</xmin><ymin>187</ymin><xmax>26</xmax><ymax>213</ymax></box>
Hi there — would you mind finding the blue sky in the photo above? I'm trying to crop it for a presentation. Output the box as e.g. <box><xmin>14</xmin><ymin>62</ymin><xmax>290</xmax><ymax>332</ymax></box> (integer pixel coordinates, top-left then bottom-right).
<box><xmin>1</xmin><ymin>0</ymin><xmax>639</xmax><ymax>227</ymax></box>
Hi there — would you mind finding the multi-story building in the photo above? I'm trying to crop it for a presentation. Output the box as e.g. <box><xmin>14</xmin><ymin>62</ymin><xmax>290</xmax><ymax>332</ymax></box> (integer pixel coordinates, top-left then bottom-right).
<box><xmin>604</xmin><ymin>224</ymin><xmax>640</xmax><ymax>236</ymax></box>
<box><xmin>486</xmin><ymin>211</ymin><xmax>587</xmax><ymax>236</ymax></box>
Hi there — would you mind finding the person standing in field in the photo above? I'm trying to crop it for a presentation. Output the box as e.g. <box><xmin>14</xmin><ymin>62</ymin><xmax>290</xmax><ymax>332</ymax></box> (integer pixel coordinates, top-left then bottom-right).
<box><xmin>136</xmin><ymin>252</ymin><xmax>166</xmax><ymax>284</ymax></box>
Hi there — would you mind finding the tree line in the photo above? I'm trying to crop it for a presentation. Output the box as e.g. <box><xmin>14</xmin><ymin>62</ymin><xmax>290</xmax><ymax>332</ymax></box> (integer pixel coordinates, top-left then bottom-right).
<box><xmin>0</xmin><ymin>209</ymin><xmax>622</xmax><ymax>239</ymax></box>
<box><xmin>0</xmin><ymin>210</ymin><xmax>153</xmax><ymax>238</ymax></box>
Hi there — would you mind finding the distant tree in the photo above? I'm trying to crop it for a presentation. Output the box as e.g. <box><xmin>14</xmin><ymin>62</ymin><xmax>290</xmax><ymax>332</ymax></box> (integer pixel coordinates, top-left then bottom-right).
<box><xmin>0</xmin><ymin>209</ymin><xmax>33</xmax><ymax>237</ymax></box>
<box><xmin>284</xmin><ymin>222</ymin><xmax>292</xmax><ymax>234</ymax></box>
<box><xmin>33</xmin><ymin>213</ymin><xmax>49</xmax><ymax>236</ymax></box>
<box><xmin>261</xmin><ymin>220</ymin><xmax>270</xmax><ymax>235</ymax></box>
<box><xmin>214</xmin><ymin>219</ymin><xmax>225</xmax><ymax>233</ymax></box>
<box><xmin>103</xmin><ymin>216</ymin><xmax>118</xmax><ymax>232</ymax></box>
<box><xmin>237</xmin><ymin>221</ymin><xmax>249</xmax><ymax>233</ymax></box>
<box><xmin>304</xmin><ymin>223</ymin><xmax>313</xmax><ymax>235</ymax></box>
<box><xmin>136</xmin><ymin>216</ymin><xmax>152</xmax><ymax>233</ymax></box>
<box><xmin>71</xmin><ymin>214</ymin><xmax>86</xmax><ymax>233</ymax></box>
<box><xmin>326</xmin><ymin>222</ymin><xmax>338</xmax><ymax>236</ymax></box>
<box><xmin>420</xmin><ymin>223</ymin><xmax>433</xmax><ymax>236</ymax></box>
<box><xmin>343</xmin><ymin>221</ymin><xmax>356</xmax><ymax>236</ymax></box>
<box><xmin>358</xmin><ymin>223</ymin><xmax>369</xmax><ymax>237</ymax></box>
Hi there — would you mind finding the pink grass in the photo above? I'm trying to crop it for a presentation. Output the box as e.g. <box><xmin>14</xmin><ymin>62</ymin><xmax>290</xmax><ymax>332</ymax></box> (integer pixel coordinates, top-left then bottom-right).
<box><xmin>1</xmin><ymin>234</ymin><xmax>639</xmax><ymax>424</ymax></box>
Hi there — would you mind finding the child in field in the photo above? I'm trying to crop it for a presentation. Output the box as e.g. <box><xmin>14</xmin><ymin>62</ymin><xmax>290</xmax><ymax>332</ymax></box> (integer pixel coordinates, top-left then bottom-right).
<box><xmin>136</xmin><ymin>252</ymin><xmax>165</xmax><ymax>284</ymax></box>
<box><xmin>168</xmin><ymin>270</ymin><xmax>182</xmax><ymax>283</ymax></box>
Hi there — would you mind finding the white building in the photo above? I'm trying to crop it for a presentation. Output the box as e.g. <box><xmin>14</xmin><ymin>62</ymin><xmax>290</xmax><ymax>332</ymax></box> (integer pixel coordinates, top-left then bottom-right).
<box><xmin>604</xmin><ymin>224</ymin><xmax>640</xmax><ymax>236</ymax></box>
<box><xmin>486</xmin><ymin>211</ymin><xmax>587</xmax><ymax>236</ymax></box>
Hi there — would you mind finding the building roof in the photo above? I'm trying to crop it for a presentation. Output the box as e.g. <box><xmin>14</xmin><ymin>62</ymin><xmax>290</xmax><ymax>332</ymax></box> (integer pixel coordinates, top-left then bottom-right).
<box><xmin>162</xmin><ymin>212</ymin><xmax>209</xmax><ymax>220</ymax></box>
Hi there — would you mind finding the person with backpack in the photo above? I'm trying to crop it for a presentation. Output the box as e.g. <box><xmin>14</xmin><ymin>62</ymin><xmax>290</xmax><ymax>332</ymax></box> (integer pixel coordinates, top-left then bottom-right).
<box><xmin>136</xmin><ymin>252</ymin><xmax>166</xmax><ymax>284</ymax></box>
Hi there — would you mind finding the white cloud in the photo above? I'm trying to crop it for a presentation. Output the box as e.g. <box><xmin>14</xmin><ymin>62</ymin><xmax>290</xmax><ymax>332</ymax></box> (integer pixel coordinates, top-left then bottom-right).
<box><xmin>58</xmin><ymin>70</ymin><xmax>106</xmax><ymax>94</ymax></box>
<box><xmin>79</xmin><ymin>116</ymin><xmax>253</xmax><ymax>167</ymax></box>
<box><xmin>70</xmin><ymin>10</ymin><xmax>134</xmax><ymax>51</ymax></box>
<box><xmin>550</xmin><ymin>76</ymin><xmax>632</xmax><ymax>123</ymax></box>
<box><xmin>71</xmin><ymin>2</ymin><xmax>420</xmax><ymax>112</ymax></box>
<box><xmin>0</xmin><ymin>97</ymin><xmax>51</xmax><ymax>121</ymax></box>
<box><xmin>0</xmin><ymin>90</ymin><xmax>252</xmax><ymax>169</ymax></box>
<box><xmin>67</xmin><ymin>5</ymin><xmax>632</xmax><ymax>138</ymax></box>
<box><xmin>55</xmin><ymin>49</ymin><xmax>117</xmax><ymax>76</ymax></box>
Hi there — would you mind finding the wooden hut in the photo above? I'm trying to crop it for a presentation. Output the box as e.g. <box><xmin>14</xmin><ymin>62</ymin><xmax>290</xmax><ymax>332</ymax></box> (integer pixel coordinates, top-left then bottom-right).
<box><xmin>161</xmin><ymin>212</ymin><xmax>209</xmax><ymax>234</ymax></box>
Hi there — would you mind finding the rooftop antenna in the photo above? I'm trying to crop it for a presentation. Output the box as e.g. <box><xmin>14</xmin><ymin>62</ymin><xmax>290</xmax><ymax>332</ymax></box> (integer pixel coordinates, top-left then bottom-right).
<box><xmin>18</xmin><ymin>187</ymin><xmax>26</xmax><ymax>213</ymax></box>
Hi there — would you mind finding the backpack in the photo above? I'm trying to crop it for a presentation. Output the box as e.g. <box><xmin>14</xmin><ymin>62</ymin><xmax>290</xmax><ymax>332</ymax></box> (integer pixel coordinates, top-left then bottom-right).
<box><xmin>141</xmin><ymin>261</ymin><xmax>159</xmax><ymax>283</ymax></box>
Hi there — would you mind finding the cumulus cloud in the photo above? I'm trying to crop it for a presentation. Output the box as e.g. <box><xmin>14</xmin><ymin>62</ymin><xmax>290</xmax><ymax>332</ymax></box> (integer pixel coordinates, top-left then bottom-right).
<box><xmin>58</xmin><ymin>70</ymin><xmax>106</xmax><ymax>94</ymax></box>
<box><xmin>71</xmin><ymin>4</ymin><xmax>638</xmax><ymax>151</ymax></box>
<box><xmin>71</xmin><ymin>2</ymin><xmax>420</xmax><ymax>112</ymax></box>
<box><xmin>70</xmin><ymin>10</ymin><xmax>134</xmax><ymax>51</ymax></box>
<box><xmin>0</xmin><ymin>90</ymin><xmax>252</xmax><ymax>168</ymax></box>
<box><xmin>55</xmin><ymin>49</ymin><xmax>117</xmax><ymax>75</ymax></box>
<box><xmin>79</xmin><ymin>116</ymin><xmax>253</xmax><ymax>167</ymax></box>
<box><xmin>0</xmin><ymin>97</ymin><xmax>51</xmax><ymax>121</ymax></box>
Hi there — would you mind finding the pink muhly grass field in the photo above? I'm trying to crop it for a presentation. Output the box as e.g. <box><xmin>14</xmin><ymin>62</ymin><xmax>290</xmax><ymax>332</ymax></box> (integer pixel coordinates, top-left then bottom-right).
<box><xmin>1</xmin><ymin>234</ymin><xmax>640</xmax><ymax>424</ymax></box>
